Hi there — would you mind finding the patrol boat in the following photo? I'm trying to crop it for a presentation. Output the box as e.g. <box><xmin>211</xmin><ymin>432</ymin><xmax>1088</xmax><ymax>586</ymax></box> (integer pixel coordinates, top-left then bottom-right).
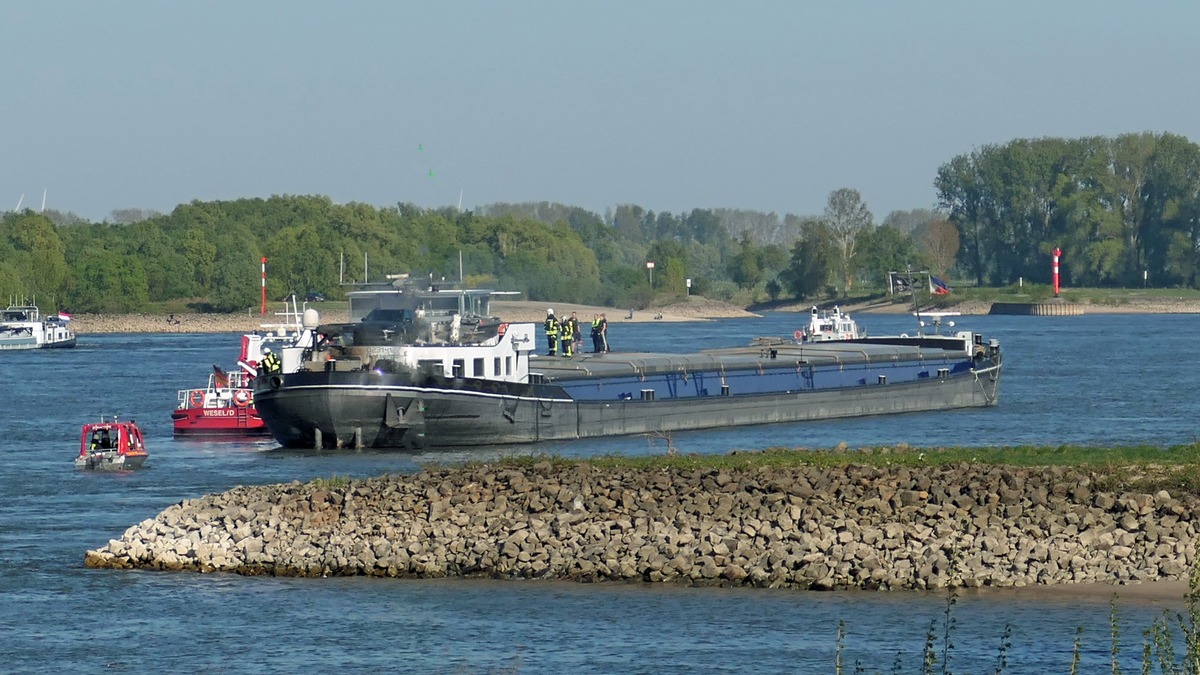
<box><xmin>0</xmin><ymin>303</ymin><xmax>76</xmax><ymax>350</ymax></box>
<box><xmin>253</xmin><ymin>276</ymin><xmax>1003</xmax><ymax>449</ymax></box>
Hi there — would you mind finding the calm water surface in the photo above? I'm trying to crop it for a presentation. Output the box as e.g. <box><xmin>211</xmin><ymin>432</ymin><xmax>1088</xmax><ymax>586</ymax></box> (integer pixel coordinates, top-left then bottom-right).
<box><xmin>2</xmin><ymin>313</ymin><xmax>1198</xmax><ymax>673</ymax></box>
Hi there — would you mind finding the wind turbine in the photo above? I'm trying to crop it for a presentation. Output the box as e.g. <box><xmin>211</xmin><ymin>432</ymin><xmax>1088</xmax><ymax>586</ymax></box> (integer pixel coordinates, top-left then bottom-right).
<box><xmin>40</xmin><ymin>188</ymin><xmax>46</xmax><ymax>212</ymax></box>
<box><xmin>14</xmin><ymin>194</ymin><xmax>23</xmax><ymax>211</ymax></box>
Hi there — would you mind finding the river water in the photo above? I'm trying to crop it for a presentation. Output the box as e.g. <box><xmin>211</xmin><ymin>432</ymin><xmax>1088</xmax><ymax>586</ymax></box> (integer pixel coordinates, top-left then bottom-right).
<box><xmin>2</xmin><ymin>312</ymin><xmax>1198</xmax><ymax>673</ymax></box>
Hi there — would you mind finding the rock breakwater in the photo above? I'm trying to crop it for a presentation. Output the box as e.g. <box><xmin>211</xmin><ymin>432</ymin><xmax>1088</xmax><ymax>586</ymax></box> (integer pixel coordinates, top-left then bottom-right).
<box><xmin>85</xmin><ymin>462</ymin><xmax>1197</xmax><ymax>589</ymax></box>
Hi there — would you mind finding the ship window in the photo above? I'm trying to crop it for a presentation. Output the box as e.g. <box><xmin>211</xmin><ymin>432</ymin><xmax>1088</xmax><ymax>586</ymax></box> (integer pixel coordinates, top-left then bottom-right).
<box><xmin>473</xmin><ymin>358</ymin><xmax>484</xmax><ymax>377</ymax></box>
<box><xmin>452</xmin><ymin>359</ymin><xmax>464</xmax><ymax>378</ymax></box>
<box><xmin>505</xmin><ymin>356</ymin><xmax>512</xmax><ymax>376</ymax></box>
<box><xmin>493</xmin><ymin>357</ymin><xmax>501</xmax><ymax>376</ymax></box>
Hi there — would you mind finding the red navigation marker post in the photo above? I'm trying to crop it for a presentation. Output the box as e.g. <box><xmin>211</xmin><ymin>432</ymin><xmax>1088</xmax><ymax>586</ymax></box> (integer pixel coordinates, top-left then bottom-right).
<box><xmin>1052</xmin><ymin>247</ymin><xmax>1061</xmax><ymax>298</ymax></box>
<box><xmin>260</xmin><ymin>257</ymin><xmax>267</xmax><ymax>315</ymax></box>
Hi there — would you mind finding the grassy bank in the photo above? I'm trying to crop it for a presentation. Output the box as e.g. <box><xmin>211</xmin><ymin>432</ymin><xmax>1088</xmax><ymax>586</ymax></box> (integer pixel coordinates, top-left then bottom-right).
<box><xmin>477</xmin><ymin>442</ymin><xmax>1200</xmax><ymax>495</ymax></box>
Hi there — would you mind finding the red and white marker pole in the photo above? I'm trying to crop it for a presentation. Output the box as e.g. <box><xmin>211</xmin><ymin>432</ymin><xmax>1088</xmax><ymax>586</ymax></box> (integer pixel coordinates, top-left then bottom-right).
<box><xmin>1052</xmin><ymin>247</ymin><xmax>1061</xmax><ymax>297</ymax></box>
<box><xmin>260</xmin><ymin>257</ymin><xmax>267</xmax><ymax>315</ymax></box>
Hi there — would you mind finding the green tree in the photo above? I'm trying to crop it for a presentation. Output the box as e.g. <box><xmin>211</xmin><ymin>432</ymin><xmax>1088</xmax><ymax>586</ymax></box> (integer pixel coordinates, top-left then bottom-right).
<box><xmin>65</xmin><ymin>250</ymin><xmax>149</xmax><ymax>312</ymax></box>
<box><xmin>781</xmin><ymin>221</ymin><xmax>836</xmax><ymax>300</ymax></box>
<box><xmin>824</xmin><ymin>188</ymin><xmax>874</xmax><ymax>296</ymax></box>
<box><xmin>855</xmin><ymin>225</ymin><xmax>921</xmax><ymax>290</ymax></box>
<box><xmin>267</xmin><ymin>224</ymin><xmax>335</xmax><ymax>298</ymax></box>
<box><xmin>0</xmin><ymin>211</ymin><xmax>69</xmax><ymax>304</ymax></box>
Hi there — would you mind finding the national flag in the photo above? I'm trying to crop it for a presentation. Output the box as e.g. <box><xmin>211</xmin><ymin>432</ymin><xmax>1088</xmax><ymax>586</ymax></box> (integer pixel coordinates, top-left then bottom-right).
<box><xmin>929</xmin><ymin>275</ymin><xmax>951</xmax><ymax>296</ymax></box>
<box><xmin>56</xmin><ymin>312</ymin><xmax>72</xmax><ymax>321</ymax></box>
<box><xmin>213</xmin><ymin>364</ymin><xmax>229</xmax><ymax>389</ymax></box>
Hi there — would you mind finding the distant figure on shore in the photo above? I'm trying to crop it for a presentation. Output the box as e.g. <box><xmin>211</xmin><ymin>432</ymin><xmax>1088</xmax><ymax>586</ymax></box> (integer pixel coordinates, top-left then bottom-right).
<box><xmin>627</xmin><ymin>308</ymin><xmax>634</xmax><ymax>320</ymax></box>
<box><xmin>655</xmin><ymin>313</ymin><xmax>663</xmax><ymax>320</ymax></box>
<box><xmin>167</xmin><ymin>314</ymin><xmax>181</xmax><ymax>325</ymax></box>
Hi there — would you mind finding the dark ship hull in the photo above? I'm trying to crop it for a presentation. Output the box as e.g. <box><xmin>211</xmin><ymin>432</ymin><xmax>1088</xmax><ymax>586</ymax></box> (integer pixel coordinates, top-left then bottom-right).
<box><xmin>254</xmin><ymin>336</ymin><xmax>1002</xmax><ymax>449</ymax></box>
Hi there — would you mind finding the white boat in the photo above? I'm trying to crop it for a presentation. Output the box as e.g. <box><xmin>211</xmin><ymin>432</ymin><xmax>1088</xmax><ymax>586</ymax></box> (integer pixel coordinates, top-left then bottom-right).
<box><xmin>794</xmin><ymin>306</ymin><xmax>866</xmax><ymax>342</ymax></box>
<box><xmin>0</xmin><ymin>303</ymin><xmax>76</xmax><ymax>350</ymax></box>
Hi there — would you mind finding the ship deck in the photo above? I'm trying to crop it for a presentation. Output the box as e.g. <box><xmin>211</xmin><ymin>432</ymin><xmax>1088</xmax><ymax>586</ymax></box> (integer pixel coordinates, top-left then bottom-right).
<box><xmin>529</xmin><ymin>338</ymin><xmax>968</xmax><ymax>382</ymax></box>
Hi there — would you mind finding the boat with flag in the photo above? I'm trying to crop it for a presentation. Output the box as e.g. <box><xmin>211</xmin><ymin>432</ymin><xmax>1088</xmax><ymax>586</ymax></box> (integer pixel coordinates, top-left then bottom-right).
<box><xmin>0</xmin><ymin>303</ymin><xmax>76</xmax><ymax>350</ymax></box>
<box><xmin>171</xmin><ymin>299</ymin><xmax>321</xmax><ymax>436</ymax></box>
<box><xmin>172</xmin><ymin>364</ymin><xmax>266</xmax><ymax>436</ymax></box>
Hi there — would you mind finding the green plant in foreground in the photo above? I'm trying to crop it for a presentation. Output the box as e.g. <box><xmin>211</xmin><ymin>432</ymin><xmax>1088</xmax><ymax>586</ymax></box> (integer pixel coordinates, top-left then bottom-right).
<box><xmin>1111</xmin><ymin>596</ymin><xmax>1121</xmax><ymax>675</ymax></box>
<box><xmin>1070</xmin><ymin>626</ymin><xmax>1084</xmax><ymax>675</ymax></box>
<box><xmin>310</xmin><ymin>473</ymin><xmax>351</xmax><ymax>489</ymax></box>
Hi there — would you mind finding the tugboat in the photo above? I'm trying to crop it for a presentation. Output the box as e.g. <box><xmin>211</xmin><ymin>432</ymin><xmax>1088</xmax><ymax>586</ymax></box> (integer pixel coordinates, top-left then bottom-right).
<box><xmin>75</xmin><ymin>417</ymin><xmax>149</xmax><ymax>470</ymax></box>
<box><xmin>0</xmin><ymin>303</ymin><xmax>76</xmax><ymax>350</ymax></box>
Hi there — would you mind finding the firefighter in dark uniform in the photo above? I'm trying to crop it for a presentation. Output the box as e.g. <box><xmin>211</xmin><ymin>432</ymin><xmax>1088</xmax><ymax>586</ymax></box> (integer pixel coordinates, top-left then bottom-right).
<box><xmin>544</xmin><ymin>309</ymin><xmax>559</xmax><ymax>356</ymax></box>
<box><xmin>559</xmin><ymin>313</ymin><xmax>574</xmax><ymax>357</ymax></box>
<box><xmin>590</xmin><ymin>314</ymin><xmax>602</xmax><ymax>353</ymax></box>
<box><xmin>568</xmin><ymin>311</ymin><xmax>583</xmax><ymax>355</ymax></box>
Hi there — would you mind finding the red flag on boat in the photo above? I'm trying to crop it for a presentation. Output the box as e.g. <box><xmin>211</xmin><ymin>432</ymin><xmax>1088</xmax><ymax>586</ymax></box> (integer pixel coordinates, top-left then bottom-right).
<box><xmin>213</xmin><ymin>364</ymin><xmax>229</xmax><ymax>389</ymax></box>
<box><xmin>57</xmin><ymin>311</ymin><xmax>72</xmax><ymax>321</ymax></box>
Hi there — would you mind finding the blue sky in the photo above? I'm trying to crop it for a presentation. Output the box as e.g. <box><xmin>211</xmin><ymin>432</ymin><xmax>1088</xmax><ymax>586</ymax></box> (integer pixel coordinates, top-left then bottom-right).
<box><xmin>2</xmin><ymin>2</ymin><xmax>1197</xmax><ymax>223</ymax></box>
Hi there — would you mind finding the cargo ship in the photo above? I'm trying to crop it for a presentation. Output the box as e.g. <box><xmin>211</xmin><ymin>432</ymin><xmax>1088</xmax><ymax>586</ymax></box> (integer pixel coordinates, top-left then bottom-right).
<box><xmin>253</xmin><ymin>276</ymin><xmax>1002</xmax><ymax>449</ymax></box>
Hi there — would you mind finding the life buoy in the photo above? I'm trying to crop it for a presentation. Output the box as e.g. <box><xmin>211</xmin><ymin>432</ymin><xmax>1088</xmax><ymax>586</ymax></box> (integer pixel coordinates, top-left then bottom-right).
<box><xmin>234</xmin><ymin>390</ymin><xmax>251</xmax><ymax>407</ymax></box>
<box><xmin>497</xmin><ymin>323</ymin><xmax>508</xmax><ymax>336</ymax></box>
<box><xmin>189</xmin><ymin>389</ymin><xmax>205</xmax><ymax>407</ymax></box>
<box><xmin>793</xmin><ymin>330</ymin><xmax>804</xmax><ymax>341</ymax></box>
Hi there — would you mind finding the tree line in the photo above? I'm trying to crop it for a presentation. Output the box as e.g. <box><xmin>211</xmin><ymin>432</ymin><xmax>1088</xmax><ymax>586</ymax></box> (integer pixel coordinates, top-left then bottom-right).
<box><xmin>1</xmin><ymin>132</ymin><xmax>1197</xmax><ymax>314</ymax></box>
<box><xmin>0</xmin><ymin>194</ymin><xmax>947</xmax><ymax>313</ymax></box>
<box><xmin>936</xmin><ymin>132</ymin><xmax>1200</xmax><ymax>288</ymax></box>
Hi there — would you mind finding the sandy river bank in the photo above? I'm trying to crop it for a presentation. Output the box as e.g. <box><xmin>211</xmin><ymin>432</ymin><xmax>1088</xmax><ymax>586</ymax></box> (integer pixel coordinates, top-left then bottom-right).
<box><xmin>63</xmin><ymin>295</ymin><xmax>1200</xmax><ymax>334</ymax></box>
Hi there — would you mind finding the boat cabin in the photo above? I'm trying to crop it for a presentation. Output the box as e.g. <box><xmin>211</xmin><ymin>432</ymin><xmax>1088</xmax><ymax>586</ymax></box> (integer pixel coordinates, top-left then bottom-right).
<box><xmin>1</xmin><ymin>305</ymin><xmax>37</xmax><ymax>323</ymax></box>
<box><xmin>76</xmin><ymin>417</ymin><xmax>149</xmax><ymax>469</ymax></box>
<box><xmin>800</xmin><ymin>306</ymin><xmax>866</xmax><ymax>342</ymax></box>
<box><xmin>346</xmin><ymin>274</ymin><xmax>519</xmax><ymax>323</ymax></box>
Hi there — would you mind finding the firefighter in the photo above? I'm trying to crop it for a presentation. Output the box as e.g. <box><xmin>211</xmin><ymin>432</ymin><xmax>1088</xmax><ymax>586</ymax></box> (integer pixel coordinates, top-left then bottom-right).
<box><xmin>591</xmin><ymin>314</ymin><xmax>602</xmax><ymax>353</ymax></box>
<box><xmin>568</xmin><ymin>311</ymin><xmax>583</xmax><ymax>354</ymax></box>
<box><xmin>544</xmin><ymin>309</ymin><xmax>559</xmax><ymax>356</ymax></box>
<box><xmin>261</xmin><ymin>347</ymin><xmax>283</xmax><ymax>375</ymax></box>
<box><xmin>560</xmin><ymin>313</ymin><xmax>574</xmax><ymax>357</ymax></box>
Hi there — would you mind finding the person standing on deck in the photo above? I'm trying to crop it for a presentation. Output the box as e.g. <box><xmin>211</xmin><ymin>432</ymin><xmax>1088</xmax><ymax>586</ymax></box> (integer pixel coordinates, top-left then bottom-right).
<box><xmin>544</xmin><ymin>309</ymin><xmax>559</xmax><ymax>356</ymax></box>
<box><xmin>598</xmin><ymin>313</ymin><xmax>609</xmax><ymax>353</ymax></box>
<box><xmin>559</xmin><ymin>314</ymin><xmax>574</xmax><ymax>357</ymax></box>
<box><xmin>260</xmin><ymin>347</ymin><xmax>282</xmax><ymax>375</ymax></box>
<box><xmin>568</xmin><ymin>311</ymin><xmax>583</xmax><ymax>355</ymax></box>
<box><xmin>590</xmin><ymin>314</ymin><xmax>602</xmax><ymax>353</ymax></box>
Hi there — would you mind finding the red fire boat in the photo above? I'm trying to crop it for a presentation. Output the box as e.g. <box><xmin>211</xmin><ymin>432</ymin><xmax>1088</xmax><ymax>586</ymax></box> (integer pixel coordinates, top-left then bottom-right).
<box><xmin>172</xmin><ymin>365</ymin><xmax>267</xmax><ymax>436</ymax></box>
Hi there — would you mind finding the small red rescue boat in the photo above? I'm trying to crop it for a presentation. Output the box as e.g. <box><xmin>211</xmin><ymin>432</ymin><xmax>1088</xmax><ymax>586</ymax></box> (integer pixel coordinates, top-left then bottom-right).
<box><xmin>76</xmin><ymin>417</ymin><xmax>149</xmax><ymax>470</ymax></box>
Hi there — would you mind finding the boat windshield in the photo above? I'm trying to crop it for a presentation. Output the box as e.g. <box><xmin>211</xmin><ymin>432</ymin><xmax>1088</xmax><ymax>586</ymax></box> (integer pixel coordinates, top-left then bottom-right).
<box><xmin>363</xmin><ymin>308</ymin><xmax>411</xmax><ymax>323</ymax></box>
